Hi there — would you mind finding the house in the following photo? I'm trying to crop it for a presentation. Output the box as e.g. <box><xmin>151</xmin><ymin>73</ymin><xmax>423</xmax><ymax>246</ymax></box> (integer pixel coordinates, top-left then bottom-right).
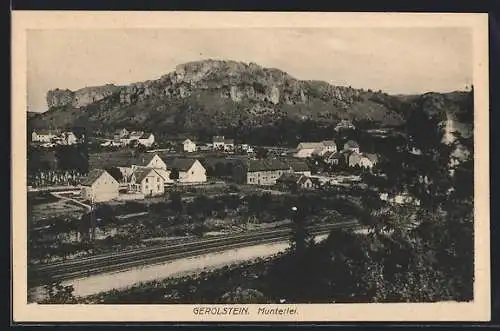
<box><xmin>224</xmin><ymin>139</ymin><xmax>235</xmax><ymax>152</ymax></box>
<box><xmin>284</xmin><ymin>159</ymin><xmax>312</xmax><ymax>176</ymax></box>
<box><xmin>276</xmin><ymin>173</ymin><xmax>314</xmax><ymax>191</ymax></box>
<box><xmin>343</xmin><ymin>140</ymin><xmax>360</xmax><ymax>153</ymax></box>
<box><xmin>294</xmin><ymin>140</ymin><xmax>337</xmax><ymax>158</ymax></box>
<box><xmin>183</xmin><ymin>139</ymin><xmax>197</xmax><ymax>153</ymax></box>
<box><xmin>347</xmin><ymin>152</ymin><xmax>379</xmax><ymax>170</ymax></box>
<box><xmin>294</xmin><ymin>142</ymin><xmax>323</xmax><ymax>158</ymax></box>
<box><xmin>113</xmin><ymin>128</ymin><xmax>129</xmax><ymax>140</ymax></box>
<box><xmin>80</xmin><ymin>169</ymin><xmax>119</xmax><ymax>202</ymax></box>
<box><xmin>137</xmin><ymin>133</ymin><xmax>155</xmax><ymax>147</ymax></box>
<box><xmin>169</xmin><ymin>158</ymin><xmax>207</xmax><ymax>183</ymax></box>
<box><xmin>120</xmin><ymin>131</ymin><xmax>145</xmax><ymax>146</ymax></box>
<box><xmin>128</xmin><ymin>167</ymin><xmax>165</xmax><ymax>197</ymax></box>
<box><xmin>324</xmin><ymin>151</ymin><xmax>344</xmax><ymax>166</ymax></box>
<box><xmin>359</xmin><ymin>153</ymin><xmax>379</xmax><ymax>169</ymax></box>
<box><xmin>131</xmin><ymin>153</ymin><xmax>171</xmax><ymax>183</ymax></box>
<box><xmin>233</xmin><ymin>159</ymin><xmax>293</xmax><ymax>185</ymax></box>
<box><xmin>335</xmin><ymin>119</ymin><xmax>356</xmax><ymax>132</ymax></box>
<box><xmin>60</xmin><ymin>131</ymin><xmax>78</xmax><ymax>145</ymax></box>
<box><xmin>321</xmin><ymin>140</ymin><xmax>338</xmax><ymax>154</ymax></box>
<box><xmin>347</xmin><ymin>152</ymin><xmax>363</xmax><ymax>168</ymax></box>
<box><xmin>31</xmin><ymin>130</ymin><xmax>59</xmax><ymax>143</ymax></box>
<box><xmin>213</xmin><ymin>136</ymin><xmax>226</xmax><ymax>150</ymax></box>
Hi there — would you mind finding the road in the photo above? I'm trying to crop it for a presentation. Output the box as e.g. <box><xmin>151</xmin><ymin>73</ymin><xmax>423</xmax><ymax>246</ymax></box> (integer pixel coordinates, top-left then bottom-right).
<box><xmin>29</xmin><ymin>221</ymin><xmax>362</xmax><ymax>286</ymax></box>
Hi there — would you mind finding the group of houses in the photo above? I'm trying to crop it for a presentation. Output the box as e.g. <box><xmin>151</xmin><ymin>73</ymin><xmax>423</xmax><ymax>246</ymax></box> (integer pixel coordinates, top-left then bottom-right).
<box><xmin>181</xmin><ymin>136</ymin><xmax>254</xmax><ymax>154</ymax></box>
<box><xmin>232</xmin><ymin>158</ymin><xmax>314</xmax><ymax>189</ymax></box>
<box><xmin>80</xmin><ymin>153</ymin><xmax>207</xmax><ymax>202</ymax></box>
<box><xmin>294</xmin><ymin>138</ymin><xmax>379</xmax><ymax>170</ymax></box>
<box><xmin>107</xmin><ymin>129</ymin><xmax>155</xmax><ymax>147</ymax></box>
<box><xmin>31</xmin><ymin>130</ymin><xmax>82</xmax><ymax>146</ymax></box>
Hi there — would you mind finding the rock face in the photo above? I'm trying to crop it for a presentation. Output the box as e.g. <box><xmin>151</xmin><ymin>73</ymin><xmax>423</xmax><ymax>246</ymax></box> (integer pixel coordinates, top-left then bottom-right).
<box><xmin>33</xmin><ymin>59</ymin><xmax>471</xmax><ymax>133</ymax></box>
<box><xmin>46</xmin><ymin>84</ymin><xmax>120</xmax><ymax>109</ymax></box>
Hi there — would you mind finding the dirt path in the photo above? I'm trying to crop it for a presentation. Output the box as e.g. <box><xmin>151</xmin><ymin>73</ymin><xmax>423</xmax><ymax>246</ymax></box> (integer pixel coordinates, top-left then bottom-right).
<box><xmin>51</xmin><ymin>192</ymin><xmax>91</xmax><ymax>213</ymax></box>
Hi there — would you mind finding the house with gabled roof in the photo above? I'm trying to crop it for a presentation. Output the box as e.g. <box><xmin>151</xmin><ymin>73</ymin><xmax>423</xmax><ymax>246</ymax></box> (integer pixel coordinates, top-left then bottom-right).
<box><xmin>169</xmin><ymin>158</ymin><xmax>207</xmax><ymax>183</ymax></box>
<box><xmin>128</xmin><ymin>167</ymin><xmax>165</xmax><ymax>196</ymax></box>
<box><xmin>31</xmin><ymin>129</ymin><xmax>60</xmax><ymax>143</ymax></box>
<box><xmin>276</xmin><ymin>173</ymin><xmax>314</xmax><ymax>191</ymax></box>
<box><xmin>213</xmin><ymin>136</ymin><xmax>226</xmax><ymax>150</ymax></box>
<box><xmin>137</xmin><ymin>132</ymin><xmax>155</xmax><ymax>147</ymax></box>
<box><xmin>233</xmin><ymin>159</ymin><xmax>293</xmax><ymax>185</ymax></box>
<box><xmin>183</xmin><ymin>139</ymin><xmax>197</xmax><ymax>153</ymax></box>
<box><xmin>130</xmin><ymin>153</ymin><xmax>171</xmax><ymax>183</ymax></box>
<box><xmin>284</xmin><ymin>159</ymin><xmax>312</xmax><ymax>176</ymax></box>
<box><xmin>294</xmin><ymin>140</ymin><xmax>337</xmax><ymax>158</ymax></box>
<box><xmin>343</xmin><ymin>140</ymin><xmax>360</xmax><ymax>153</ymax></box>
<box><xmin>80</xmin><ymin>169</ymin><xmax>119</xmax><ymax>202</ymax></box>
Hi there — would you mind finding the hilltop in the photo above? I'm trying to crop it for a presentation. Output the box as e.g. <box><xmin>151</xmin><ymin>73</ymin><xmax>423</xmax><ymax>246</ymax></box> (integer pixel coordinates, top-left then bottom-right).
<box><xmin>29</xmin><ymin>59</ymin><xmax>473</xmax><ymax>140</ymax></box>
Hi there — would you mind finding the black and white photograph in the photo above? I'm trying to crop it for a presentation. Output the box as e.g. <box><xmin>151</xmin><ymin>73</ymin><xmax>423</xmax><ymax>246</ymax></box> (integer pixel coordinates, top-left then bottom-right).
<box><xmin>12</xmin><ymin>11</ymin><xmax>490</xmax><ymax>322</ymax></box>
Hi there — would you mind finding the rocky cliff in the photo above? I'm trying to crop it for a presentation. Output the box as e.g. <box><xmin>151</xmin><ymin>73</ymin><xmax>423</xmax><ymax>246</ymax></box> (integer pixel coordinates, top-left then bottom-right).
<box><xmin>32</xmin><ymin>59</ymin><xmax>471</xmax><ymax>136</ymax></box>
<box><xmin>46</xmin><ymin>84</ymin><xmax>120</xmax><ymax>109</ymax></box>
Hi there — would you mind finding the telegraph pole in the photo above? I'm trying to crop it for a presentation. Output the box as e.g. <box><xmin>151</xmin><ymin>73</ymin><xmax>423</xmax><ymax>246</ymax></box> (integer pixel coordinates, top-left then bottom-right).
<box><xmin>90</xmin><ymin>195</ymin><xmax>96</xmax><ymax>242</ymax></box>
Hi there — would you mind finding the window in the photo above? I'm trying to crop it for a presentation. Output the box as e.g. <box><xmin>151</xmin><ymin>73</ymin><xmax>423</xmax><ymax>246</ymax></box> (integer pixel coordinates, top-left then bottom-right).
<box><xmin>145</xmin><ymin>178</ymin><xmax>149</xmax><ymax>183</ymax></box>
<box><xmin>191</xmin><ymin>171</ymin><xmax>194</xmax><ymax>175</ymax></box>
<box><xmin>157</xmin><ymin>177</ymin><xmax>159</xmax><ymax>183</ymax></box>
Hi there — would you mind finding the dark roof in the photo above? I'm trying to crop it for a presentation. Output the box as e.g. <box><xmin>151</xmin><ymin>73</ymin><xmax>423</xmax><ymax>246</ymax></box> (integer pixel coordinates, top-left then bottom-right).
<box><xmin>132</xmin><ymin>167</ymin><xmax>158</xmax><ymax>183</ymax></box>
<box><xmin>344</xmin><ymin>140</ymin><xmax>360</xmax><ymax>148</ymax></box>
<box><xmin>133</xmin><ymin>153</ymin><xmax>158</xmax><ymax>167</ymax></box>
<box><xmin>81</xmin><ymin>169</ymin><xmax>108</xmax><ymax>186</ymax></box>
<box><xmin>88</xmin><ymin>152</ymin><xmax>162</xmax><ymax>169</ymax></box>
<box><xmin>297</xmin><ymin>176</ymin><xmax>312</xmax><ymax>186</ymax></box>
<box><xmin>277</xmin><ymin>173</ymin><xmax>303</xmax><ymax>184</ymax></box>
<box><xmin>285</xmin><ymin>159</ymin><xmax>310</xmax><ymax>172</ymax></box>
<box><xmin>33</xmin><ymin>129</ymin><xmax>60</xmax><ymax>135</ymax></box>
<box><xmin>247</xmin><ymin>159</ymin><xmax>290</xmax><ymax>172</ymax></box>
<box><xmin>322</xmin><ymin>140</ymin><xmax>336</xmax><ymax>147</ymax></box>
<box><xmin>170</xmin><ymin>158</ymin><xmax>197</xmax><ymax>171</ymax></box>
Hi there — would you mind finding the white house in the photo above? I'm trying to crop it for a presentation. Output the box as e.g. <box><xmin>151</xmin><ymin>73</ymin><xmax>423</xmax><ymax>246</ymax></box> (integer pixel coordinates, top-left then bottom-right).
<box><xmin>335</xmin><ymin>119</ymin><xmax>356</xmax><ymax>132</ymax></box>
<box><xmin>169</xmin><ymin>158</ymin><xmax>207</xmax><ymax>183</ymax></box>
<box><xmin>31</xmin><ymin>130</ymin><xmax>59</xmax><ymax>143</ymax></box>
<box><xmin>60</xmin><ymin>131</ymin><xmax>78</xmax><ymax>145</ymax></box>
<box><xmin>213</xmin><ymin>136</ymin><xmax>225</xmax><ymax>150</ymax></box>
<box><xmin>130</xmin><ymin>153</ymin><xmax>172</xmax><ymax>183</ymax></box>
<box><xmin>113</xmin><ymin>128</ymin><xmax>129</xmax><ymax>140</ymax></box>
<box><xmin>183</xmin><ymin>139</ymin><xmax>197</xmax><ymax>153</ymax></box>
<box><xmin>80</xmin><ymin>169</ymin><xmax>119</xmax><ymax>202</ymax></box>
<box><xmin>128</xmin><ymin>167</ymin><xmax>165</xmax><ymax>197</ymax></box>
<box><xmin>294</xmin><ymin>140</ymin><xmax>337</xmax><ymax>158</ymax></box>
<box><xmin>224</xmin><ymin>139</ymin><xmax>235</xmax><ymax>152</ymax></box>
<box><xmin>138</xmin><ymin>133</ymin><xmax>155</xmax><ymax>147</ymax></box>
<box><xmin>343</xmin><ymin>140</ymin><xmax>360</xmax><ymax>153</ymax></box>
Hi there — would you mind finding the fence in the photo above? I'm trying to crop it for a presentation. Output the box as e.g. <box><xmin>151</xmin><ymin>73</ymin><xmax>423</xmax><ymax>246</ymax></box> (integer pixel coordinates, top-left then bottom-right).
<box><xmin>28</xmin><ymin>170</ymin><xmax>84</xmax><ymax>188</ymax></box>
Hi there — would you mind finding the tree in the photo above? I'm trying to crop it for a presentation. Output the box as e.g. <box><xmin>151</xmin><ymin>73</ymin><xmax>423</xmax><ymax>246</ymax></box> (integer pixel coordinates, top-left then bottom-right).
<box><xmin>169</xmin><ymin>191</ymin><xmax>184</xmax><ymax>213</ymax></box>
<box><xmin>42</xmin><ymin>281</ymin><xmax>77</xmax><ymax>304</ymax></box>
<box><xmin>255</xmin><ymin>147</ymin><xmax>269</xmax><ymax>159</ymax></box>
<box><xmin>169</xmin><ymin>168</ymin><xmax>180</xmax><ymax>182</ymax></box>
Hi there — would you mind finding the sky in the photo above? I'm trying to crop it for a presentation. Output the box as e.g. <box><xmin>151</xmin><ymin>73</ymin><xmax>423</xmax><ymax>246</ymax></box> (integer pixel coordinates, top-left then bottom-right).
<box><xmin>27</xmin><ymin>28</ymin><xmax>472</xmax><ymax>112</ymax></box>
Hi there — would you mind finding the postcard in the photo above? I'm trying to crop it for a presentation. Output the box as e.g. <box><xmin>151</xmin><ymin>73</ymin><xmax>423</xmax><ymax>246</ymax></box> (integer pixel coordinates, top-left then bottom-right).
<box><xmin>12</xmin><ymin>11</ymin><xmax>490</xmax><ymax>322</ymax></box>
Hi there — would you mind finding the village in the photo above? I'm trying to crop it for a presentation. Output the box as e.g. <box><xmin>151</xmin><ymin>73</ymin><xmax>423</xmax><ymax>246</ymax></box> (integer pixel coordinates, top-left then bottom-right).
<box><xmin>27</xmin><ymin>120</ymin><xmax>422</xmax><ymax>267</ymax></box>
<box><xmin>29</xmin><ymin>120</ymin><xmax>384</xmax><ymax>204</ymax></box>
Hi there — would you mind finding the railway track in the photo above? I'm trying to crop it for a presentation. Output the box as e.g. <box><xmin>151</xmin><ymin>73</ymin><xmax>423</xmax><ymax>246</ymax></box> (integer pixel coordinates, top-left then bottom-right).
<box><xmin>30</xmin><ymin>221</ymin><xmax>361</xmax><ymax>285</ymax></box>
